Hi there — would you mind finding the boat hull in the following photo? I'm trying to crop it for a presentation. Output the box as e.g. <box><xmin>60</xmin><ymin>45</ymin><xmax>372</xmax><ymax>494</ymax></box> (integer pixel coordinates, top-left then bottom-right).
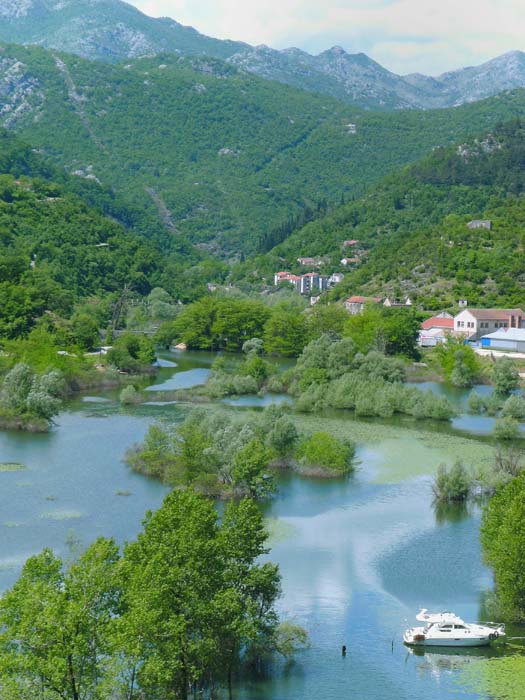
<box><xmin>404</xmin><ymin>636</ymin><xmax>492</xmax><ymax>648</ymax></box>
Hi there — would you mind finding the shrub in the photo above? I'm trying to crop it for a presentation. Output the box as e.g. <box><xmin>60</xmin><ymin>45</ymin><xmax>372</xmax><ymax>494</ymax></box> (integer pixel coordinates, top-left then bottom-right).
<box><xmin>266</xmin><ymin>375</ymin><xmax>284</xmax><ymax>393</ymax></box>
<box><xmin>492</xmin><ymin>357</ymin><xmax>520</xmax><ymax>396</ymax></box>
<box><xmin>242</xmin><ymin>337</ymin><xmax>264</xmax><ymax>355</ymax></box>
<box><xmin>501</xmin><ymin>395</ymin><xmax>525</xmax><ymax>419</ymax></box>
<box><xmin>231</xmin><ymin>375</ymin><xmax>258</xmax><ymax>395</ymax></box>
<box><xmin>107</xmin><ymin>333</ymin><xmax>155</xmax><ymax>373</ymax></box>
<box><xmin>267</xmin><ymin>417</ymin><xmax>299</xmax><ymax>457</ymax></box>
<box><xmin>494</xmin><ymin>416</ymin><xmax>520</xmax><ymax>440</ymax></box>
<box><xmin>120</xmin><ymin>385</ymin><xmax>139</xmax><ymax>404</ymax></box>
<box><xmin>450</xmin><ymin>350</ymin><xmax>475</xmax><ymax>388</ymax></box>
<box><xmin>295</xmin><ymin>432</ymin><xmax>355</xmax><ymax>475</ymax></box>
<box><xmin>432</xmin><ymin>460</ymin><xmax>471</xmax><ymax>502</ymax></box>
<box><xmin>294</xmin><ymin>383</ymin><xmax>327</xmax><ymax>413</ymax></box>
<box><xmin>468</xmin><ymin>391</ymin><xmax>487</xmax><ymax>414</ymax></box>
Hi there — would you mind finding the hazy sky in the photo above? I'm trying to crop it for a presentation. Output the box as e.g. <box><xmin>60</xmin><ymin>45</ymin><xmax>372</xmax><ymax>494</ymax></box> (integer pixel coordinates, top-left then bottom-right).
<box><xmin>130</xmin><ymin>0</ymin><xmax>524</xmax><ymax>75</ymax></box>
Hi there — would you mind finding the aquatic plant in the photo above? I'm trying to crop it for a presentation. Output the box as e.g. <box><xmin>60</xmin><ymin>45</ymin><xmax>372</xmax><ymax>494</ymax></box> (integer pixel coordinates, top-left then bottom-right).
<box><xmin>432</xmin><ymin>460</ymin><xmax>471</xmax><ymax>502</ymax></box>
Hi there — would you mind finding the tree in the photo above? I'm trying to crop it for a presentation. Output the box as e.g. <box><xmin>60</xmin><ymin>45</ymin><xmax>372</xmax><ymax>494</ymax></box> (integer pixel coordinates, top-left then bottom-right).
<box><xmin>263</xmin><ymin>306</ymin><xmax>308</xmax><ymax>357</ymax></box>
<box><xmin>481</xmin><ymin>472</ymin><xmax>525</xmax><ymax>620</ymax></box>
<box><xmin>0</xmin><ymin>363</ymin><xmax>33</xmax><ymax>414</ymax></box>
<box><xmin>242</xmin><ymin>337</ymin><xmax>264</xmax><ymax>355</ymax></box>
<box><xmin>436</xmin><ymin>338</ymin><xmax>479</xmax><ymax>384</ymax></box>
<box><xmin>0</xmin><ymin>538</ymin><xmax>120</xmax><ymax>700</ymax></box>
<box><xmin>306</xmin><ymin>304</ymin><xmax>348</xmax><ymax>339</ymax></box>
<box><xmin>494</xmin><ymin>416</ymin><xmax>520</xmax><ymax>440</ymax></box>
<box><xmin>120</xmin><ymin>491</ymin><xmax>223</xmax><ymax>700</ymax></box>
<box><xmin>217</xmin><ymin>500</ymin><xmax>281</xmax><ymax>691</ymax></box>
<box><xmin>232</xmin><ymin>439</ymin><xmax>274</xmax><ymax>497</ymax></box>
<box><xmin>344</xmin><ymin>306</ymin><xmax>420</xmax><ymax>358</ymax></box>
<box><xmin>107</xmin><ymin>333</ymin><xmax>155</xmax><ymax>372</ymax></box>
<box><xmin>450</xmin><ymin>349</ymin><xmax>476</xmax><ymax>388</ymax></box>
<box><xmin>0</xmin><ymin>364</ymin><xmax>63</xmax><ymax>422</ymax></box>
<box><xmin>493</xmin><ymin>357</ymin><xmax>520</xmax><ymax>395</ymax></box>
<box><xmin>267</xmin><ymin>416</ymin><xmax>299</xmax><ymax>457</ymax></box>
<box><xmin>120</xmin><ymin>491</ymin><xmax>281</xmax><ymax>699</ymax></box>
<box><xmin>70</xmin><ymin>312</ymin><xmax>100</xmax><ymax>351</ymax></box>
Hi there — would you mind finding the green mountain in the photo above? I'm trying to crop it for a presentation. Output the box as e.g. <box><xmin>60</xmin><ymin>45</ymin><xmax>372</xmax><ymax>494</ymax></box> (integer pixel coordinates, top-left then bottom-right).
<box><xmin>0</xmin><ymin>128</ymin><xmax>208</xmax><ymax>338</ymax></box>
<box><xmin>248</xmin><ymin>119</ymin><xmax>525</xmax><ymax>310</ymax></box>
<box><xmin>3</xmin><ymin>44</ymin><xmax>525</xmax><ymax>255</ymax></box>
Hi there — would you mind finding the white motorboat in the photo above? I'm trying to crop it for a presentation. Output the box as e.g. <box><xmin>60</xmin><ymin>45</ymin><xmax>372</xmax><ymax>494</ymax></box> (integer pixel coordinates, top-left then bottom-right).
<box><xmin>404</xmin><ymin>609</ymin><xmax>505</xmax><ymax>647</ymax></box>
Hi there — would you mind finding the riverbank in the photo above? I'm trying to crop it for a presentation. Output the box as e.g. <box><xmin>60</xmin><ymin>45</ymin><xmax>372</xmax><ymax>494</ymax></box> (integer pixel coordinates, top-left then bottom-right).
<box><xmin>0</xmin><ymin>413</ymin><xmax>50</xmax><ymax>433</ymax></box>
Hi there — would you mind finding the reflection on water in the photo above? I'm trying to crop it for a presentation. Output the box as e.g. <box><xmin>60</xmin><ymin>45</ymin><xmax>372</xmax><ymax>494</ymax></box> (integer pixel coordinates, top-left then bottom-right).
<box><xmin>434</xmin><ymin>500</ymin><xmax>472</xmax><ymax>525</ymax></box>
<box><xmin>409</xmin><ymin>644</ymin><xmax>506</xmax><ymax>683</ymax></box>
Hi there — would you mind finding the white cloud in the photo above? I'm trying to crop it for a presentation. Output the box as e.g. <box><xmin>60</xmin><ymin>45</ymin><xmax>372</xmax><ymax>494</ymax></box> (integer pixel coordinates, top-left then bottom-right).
<box><xmin>131</xmin><ymin>0</ymin><xmax>525</xmax><ymax>74</ymax></box>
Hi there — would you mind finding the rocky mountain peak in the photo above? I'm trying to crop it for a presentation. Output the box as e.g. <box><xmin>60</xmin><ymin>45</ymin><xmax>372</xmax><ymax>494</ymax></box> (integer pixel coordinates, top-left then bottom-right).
<box><xmin>0</xmin><ymin>0</ymin><xmax>35</xmax><ymax>18</ymax></box>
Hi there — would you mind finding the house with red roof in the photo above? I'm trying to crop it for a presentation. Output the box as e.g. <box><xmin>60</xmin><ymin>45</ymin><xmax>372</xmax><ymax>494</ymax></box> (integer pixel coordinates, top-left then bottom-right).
<box><xmin>418</xmin><ymin>312</ymin><xmax>454</xmax><ymax>346</ymax></box>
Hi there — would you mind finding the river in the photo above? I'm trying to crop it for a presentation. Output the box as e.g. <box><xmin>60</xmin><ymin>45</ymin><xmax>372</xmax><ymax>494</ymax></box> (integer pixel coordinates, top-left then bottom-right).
<box><xmin>0</xmin><ymin>351</ymin><xmax>523</xmax><ymax>700</ymax></box>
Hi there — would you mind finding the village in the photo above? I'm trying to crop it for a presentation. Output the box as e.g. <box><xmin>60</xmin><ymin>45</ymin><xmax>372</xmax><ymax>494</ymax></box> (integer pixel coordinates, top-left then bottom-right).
<box><xmin>272</xmin><ymin>220</ymin><xmax>525</xmax><ymax>357</ymax></box>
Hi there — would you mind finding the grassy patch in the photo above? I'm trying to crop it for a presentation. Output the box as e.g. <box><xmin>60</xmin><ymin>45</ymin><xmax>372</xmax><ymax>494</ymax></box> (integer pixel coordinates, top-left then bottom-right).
<box><xmin>0</xmin><ymin>462</ymin><xmax>26</xmax><ymax>472</ymax></box>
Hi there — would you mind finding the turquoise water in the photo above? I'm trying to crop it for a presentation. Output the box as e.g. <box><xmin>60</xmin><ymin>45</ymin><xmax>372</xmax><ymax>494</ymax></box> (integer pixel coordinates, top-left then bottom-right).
<box><xmin>0</xmin><ymin>353</ymin><xmax>523</xmax><ymax>699</ymax></box>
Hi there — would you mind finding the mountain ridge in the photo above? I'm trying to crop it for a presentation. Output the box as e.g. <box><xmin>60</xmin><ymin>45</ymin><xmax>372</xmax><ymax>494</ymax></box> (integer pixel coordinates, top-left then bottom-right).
<box><xmin>1</xmin><ymin>0</ymin><xmax>525</xmax><ymax>110</ymax></box>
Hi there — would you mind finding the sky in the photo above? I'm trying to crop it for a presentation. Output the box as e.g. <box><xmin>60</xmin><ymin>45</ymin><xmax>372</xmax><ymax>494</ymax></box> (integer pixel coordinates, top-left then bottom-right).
<box><xmin>130</xmin><ymin>0</ymin><xmax>525</xmax><ymax>75</ymax></box>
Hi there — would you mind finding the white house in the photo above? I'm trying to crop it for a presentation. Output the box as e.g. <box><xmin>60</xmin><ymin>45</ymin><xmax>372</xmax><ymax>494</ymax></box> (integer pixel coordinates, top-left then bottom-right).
<box><xmin>329</xmin><ymin>272</ymin><xmax>344</xmax><ymax>285</ymax></box>
<box><xmin>454</xmin><ymin>308</ymin><xmax>525</xmax><ymax>340</ymax></box>
<box><xmin>467</xmin><ymin>220</ymin><xmax>492</xmax><ymax>230</ymax></box>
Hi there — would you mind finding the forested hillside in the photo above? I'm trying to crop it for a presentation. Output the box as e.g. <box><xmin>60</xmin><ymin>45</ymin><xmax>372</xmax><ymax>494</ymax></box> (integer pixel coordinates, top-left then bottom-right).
<box><xmin>244</xmin><ymin>120</ymin><xmax>525</xmax><ymax>309</ymax></box>
<box><xmin>3</xmin><ymin>44</ymin><xmax>525</xmax><ymax>254</ymax></box>
<box><xmin>0</xmin><ymin>129</ymin><xmax>214</xmax><ymax>339</ymax></box>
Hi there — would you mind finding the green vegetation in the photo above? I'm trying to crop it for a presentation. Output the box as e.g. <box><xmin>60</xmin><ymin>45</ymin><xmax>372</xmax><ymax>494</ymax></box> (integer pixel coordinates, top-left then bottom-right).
<box><xmin>0</xmin><ymin>363</ymin><xmax>64</xmax><ymax>430</ymax></box>
<box><xmin>119</xmin><ymin>384</ymin><xmax>140</xmax><ymax>405</ymax></box>
<box><xmin>239</xmin><ymin>119</ymin><xmax>525</xmax><ymax>308</ymax></box>
<box><xmin>290</xmin><ymin>335</ymin><xmax>454</xmax><ymax>421</ymax></box>
<box><xmin>432</xmin><ymin>460</ymin><xmax>471</xmax><ymax>502</ymax></box>
<box><xmin>459</xmin><ymin>656</ymin><xmax>525</xmax><ymax>700</ymax></box>
<box><xmin>0</xmin><ymin>462</ymin><xmax>25</xmax><ymax>472</ymax></box>
<box><xmin>344</xmin><ymin>306</ymin><xmax>421</xmax><ymax>358</ymax></box>
<box><xmin>106</xmin><ymin>333</ymin><xmax>155</xmax><ymax>373</ymax></box>
<box><xmin>482</xmin><ymin>471</ymin><xmax>525</xmax><ymax>621</ymax></box>
<box><xmin>433</xmin><ymin>447</ymin><xmax>524</xmax><ymax>504</ymax></box>
<box><xmin>4</xmin><ymin>45</ymin><xmax>525</xmax><ymax>256</ymax></box>
<box><xmin>492</xmin><ymin>357</ymin><xmax>521</xmax><ymax>395</ymax></box>
<box><xmin>296</xmin><ymin>431</ymin><xmax>355</xmax><ymax>476</ymax></box>
<box><xmin>126</xmin><ymin>406</ymin><xmax>355</xmax><ymax>495</ymax></box>
<box><xmin>0</xmin><ymin>490</ymin><xmax>296</xmax><ymax>698</ymax></box>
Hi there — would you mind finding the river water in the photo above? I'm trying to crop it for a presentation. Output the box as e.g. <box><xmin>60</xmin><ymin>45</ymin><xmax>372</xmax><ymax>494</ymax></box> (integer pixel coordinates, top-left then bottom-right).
<box><xmin>0</xmin><ymin>352</ymin><xmax>523</xmax><ymax>700</ymax></box>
